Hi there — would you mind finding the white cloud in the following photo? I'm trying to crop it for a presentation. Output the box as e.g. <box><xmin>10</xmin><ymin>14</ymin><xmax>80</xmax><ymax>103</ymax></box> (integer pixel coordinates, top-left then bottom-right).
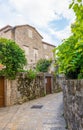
<box><xmin>39</xmin><ymin>25</ymin><xmax>72</xmax><ymax>46</ymax></box>
<box><xmin>9</xmin><ymin>0</ymin><xmax>57</xmax><ymax>27</ymax></box>
<box><xmin>0</xmin><ymin>0</ymin><xmax>75</xmax><ymax>46</ymax></box>
<box><xmin>9</xmin><ymin>0</ymin><xmax>74</xmax><ymax>26</ymax></box>
<box><xmin>55</xmin><ymin>26</ymin><xmax>72</xmax><ymax>42</ymax></box>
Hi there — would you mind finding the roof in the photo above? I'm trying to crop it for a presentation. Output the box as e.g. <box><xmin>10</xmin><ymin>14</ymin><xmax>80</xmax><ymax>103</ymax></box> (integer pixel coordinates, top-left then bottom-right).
<box><xmin>14</xmin><ymin>24</ymin><xmax>43</xmax><ymax>39</ymax></box>
<box><xmin>42</xmin><ymin>41</ymin><xmax>56</xmax><ymax>47</ymax></box>
<box><xmin>0</xmin><ymin>25</ymin><xmax>12</xmax><ymax>32</ymax></box>
<box><xmin>0</xmin><ymin>24</ymin><xmax>43</xmax><ymax>39</ymax></box>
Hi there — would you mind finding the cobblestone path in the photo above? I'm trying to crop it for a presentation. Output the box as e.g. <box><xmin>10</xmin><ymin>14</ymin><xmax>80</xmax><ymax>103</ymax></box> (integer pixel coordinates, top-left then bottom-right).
<box><xmin>0</xmin><ymin>92</ymin><xmax>67</xmax><ymax>130</ymax></box>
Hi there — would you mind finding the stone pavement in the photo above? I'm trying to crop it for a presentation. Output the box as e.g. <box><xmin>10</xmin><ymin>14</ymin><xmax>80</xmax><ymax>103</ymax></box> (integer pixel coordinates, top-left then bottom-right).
<box><xmin>0</xmin><ymin>92</ymin><xmax>67</xmax><ymax>130</ymax></box>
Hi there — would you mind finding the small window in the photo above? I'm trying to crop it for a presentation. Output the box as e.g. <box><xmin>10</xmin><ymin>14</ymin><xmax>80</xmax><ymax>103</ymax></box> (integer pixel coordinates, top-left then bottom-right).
<box><xmin>28</xmin><ymin>29</ymin><xmax>32</xmax><ymax>38</ymax></box>
<box><xmin>33</xmin><ymin>48</ymin><xmax>38</xmax><ymax>62</ymax></box>
<box><xmin>23</xmin><ymin>46</ymin><xmax>29</xmax><ymax>56</ymax></box>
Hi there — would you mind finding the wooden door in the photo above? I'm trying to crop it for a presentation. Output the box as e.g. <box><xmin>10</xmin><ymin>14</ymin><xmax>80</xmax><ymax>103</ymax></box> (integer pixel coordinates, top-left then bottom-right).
<box><xmin>0</xmin><ymin>77</ymin><xmax>4</xmax><ymax>107</ymax></box>
<box><xmin>46</xmin><ymin>77</ymin><xmax>51</xmax><ymax>94</ymax></box>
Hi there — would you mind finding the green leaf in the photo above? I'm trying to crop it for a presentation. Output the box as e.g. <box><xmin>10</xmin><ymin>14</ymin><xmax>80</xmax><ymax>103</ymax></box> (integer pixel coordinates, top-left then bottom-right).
<box><xmin>77</xmin><ymin>0</ymin><xmax>82</xmax><ymax>2</ymax></box>
<box><xmin>69</xmin><ymin>1</ymin><xmax>74</xmax><ymax>9</ymax></box>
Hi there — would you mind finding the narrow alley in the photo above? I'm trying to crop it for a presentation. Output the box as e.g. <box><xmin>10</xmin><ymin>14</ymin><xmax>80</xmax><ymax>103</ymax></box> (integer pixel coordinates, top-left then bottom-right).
<box><xmin>0</xmin><ymin>92</ymin><xmax>67</xmax><ymax>130</ymax></box>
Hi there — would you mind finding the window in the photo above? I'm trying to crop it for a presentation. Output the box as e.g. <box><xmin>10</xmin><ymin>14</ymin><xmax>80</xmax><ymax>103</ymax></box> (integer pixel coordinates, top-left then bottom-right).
<box><xmin>28</xmin><ymin>29</ymin><xmax>32</xmax><ymax>38</ymax></box>
<box><xmin>45</xmin><ymin>55</ymin><xmax>49</xmax><ymax>59</ymax></box>
<box><xmin>43</xmin><ymin>44</ymin><xmax>47</xmax><ymax>49</ymax></box>
<box><xmin>52</xmin><ymin>52</ymin><xmax>54</xmax><ymax>58</ymax></box>
<box><xmin>33</xmin><ymin>48</ymin><xmax>38</xmax><ymax>62</ymax></box>
<box><xmin>23</xmin><ymin>46</ymin><xmax>29</xmax><ymax>57</ymax></box>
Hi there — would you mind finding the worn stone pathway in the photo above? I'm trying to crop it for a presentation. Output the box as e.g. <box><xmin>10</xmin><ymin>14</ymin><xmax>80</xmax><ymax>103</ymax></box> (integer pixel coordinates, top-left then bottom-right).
<box><xmin>0</xmin><ymin>92</ymin><xmax>67</xmax><ymax>130</ymax></box>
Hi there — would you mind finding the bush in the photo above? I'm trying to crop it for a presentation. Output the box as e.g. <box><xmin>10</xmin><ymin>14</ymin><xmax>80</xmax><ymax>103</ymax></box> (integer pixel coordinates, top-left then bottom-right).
<box><xmin>27</xmin><ymin>69</ymin><xmax>37</xmax><ymax>80</ymax></box>
<box><xmin>0</xmin><ymin>38</ymin><xmax>27</xmax><ymax>79</ymax></box>
<box><xmin>36</xmin><ymin>59</ymin><xmax>52</xmax><ymax>72</ymax></box>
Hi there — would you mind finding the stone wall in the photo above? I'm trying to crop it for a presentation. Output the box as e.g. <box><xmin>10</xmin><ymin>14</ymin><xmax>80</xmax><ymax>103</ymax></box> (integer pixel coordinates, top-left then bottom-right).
<box><xmin>14</xmin><ymin>25</ymin><xmax>44</xmax><ymax>64</ymax></box>
<box><xmin>6</xmin><ymin>73</ymin><xmax>45</xmax><ymax>105</ymax></box>
<box><xmin>42</xmin><ymin>41</ymin><xmax>55</xmax><ymax>60</ymax></box>
<box><xmin>5</xmin><ymin>73</ymin><xmax>61</xmax><ymax>106</ymax></box>
<box><xmin>62</xmin><ymin>80</ymin><xmax>83</xmax><ymax>130</ymax></box>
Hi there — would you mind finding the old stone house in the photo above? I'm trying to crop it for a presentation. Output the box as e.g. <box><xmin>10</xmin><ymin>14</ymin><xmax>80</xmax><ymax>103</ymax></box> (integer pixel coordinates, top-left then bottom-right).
<box><xmin>0</xmin><ymin>24</ymin><xmax>55</xmax><ymax>68</ymax></box>
<box><xmin>0</xmin><ymin>25</ymin><xmax>56</xmax><ymax>107</ymax></box>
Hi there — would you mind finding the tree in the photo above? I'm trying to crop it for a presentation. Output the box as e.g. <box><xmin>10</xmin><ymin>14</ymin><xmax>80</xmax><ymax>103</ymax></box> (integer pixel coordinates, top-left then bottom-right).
<box><xmin>55</xmin><ymin>0</ymin><xmax>83</xmax><ymax>79</ymax></box>
<box><xmin>0</xmin><ymin>38</ymin><xmax>27</xmax><ymax>79</ymax></box>
<box><xmin>55</xmin><ymin>35</ymin><xmax>83</xmax><ymax>78</ymax></box>
<box><xmin>36</xmin><ymin>59</ymin><xmax>52</xmax><ymax>72</ymax></box>
<box><xmin>69</xmin><ymin>0</ymin><xmax>83</xmax><ymax>39</ymax></box>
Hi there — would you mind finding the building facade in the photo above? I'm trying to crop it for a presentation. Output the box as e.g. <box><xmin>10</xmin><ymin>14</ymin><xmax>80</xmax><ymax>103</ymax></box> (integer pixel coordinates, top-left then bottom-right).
<box><xmin>0</xmin><ymin>24</ymin><xmax>55</xmax><ymax>68</ymax></box>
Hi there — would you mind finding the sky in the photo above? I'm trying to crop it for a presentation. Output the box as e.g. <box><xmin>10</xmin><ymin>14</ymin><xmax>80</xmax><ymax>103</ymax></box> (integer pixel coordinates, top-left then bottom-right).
<box><xmin>0</xmin><ymin>0</ymin><xmax>75</xmax><ymax>46</ymax></box>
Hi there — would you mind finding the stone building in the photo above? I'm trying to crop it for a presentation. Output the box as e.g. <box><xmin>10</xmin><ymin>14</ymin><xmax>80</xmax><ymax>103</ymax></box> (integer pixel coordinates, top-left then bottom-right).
<box><xmin>0</xmin><ymin>24</ymin><xmax>55</xmax><ymax>68</ymax></box>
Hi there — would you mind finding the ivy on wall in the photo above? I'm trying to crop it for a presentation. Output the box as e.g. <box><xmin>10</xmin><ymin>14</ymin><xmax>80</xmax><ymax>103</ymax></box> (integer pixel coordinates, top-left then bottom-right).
<box><xmin>17</xmin><ymin>72</ymin><xmax>45</xmax><ymax>101</ymax></box>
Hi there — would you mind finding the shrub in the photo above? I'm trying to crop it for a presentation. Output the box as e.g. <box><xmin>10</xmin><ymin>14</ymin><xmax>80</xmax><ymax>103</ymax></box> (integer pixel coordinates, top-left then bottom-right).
<box><xmin>27</xmin><ymin>69</ymin><xmax>37</xmax><ymax>80</ymax></box>
<box><xmin>36</xmin><ymin>59</ymin><xmax>52</xmax><ymax>72</ymax></box>
<box><xmin>0</xmin><ymin>38</ymin><xmax>27</xmax><ymax>79</ymax></box>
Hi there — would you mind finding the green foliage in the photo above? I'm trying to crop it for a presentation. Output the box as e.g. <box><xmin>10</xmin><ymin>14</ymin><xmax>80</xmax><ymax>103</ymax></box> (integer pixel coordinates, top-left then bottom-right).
<box><xmin>55</xmin><ymin>35</ymin><xmax>83</xmax><ymax>79</ymax></box>
<box><xmin>54</xmin><ymin>0</ymin><xmax>83</xmax><ymax>79</ymax></box>
<box><xmin>36</xmin><ymin>59</ymin><xmax>52</xmax><ymax>72</ymax></box>
<box><xmin>0</xmin><ymin>38</ymin><xmax>27</xmax><ymax>79</ymax></box>
<box><xmin>26</xmin><ymin>69</ymin><xmax>37</xmax><ymax>80</ymax></box>
<box><xmin>70</xmin><ymin>0</ymin><xmax>83</xmax><ymax>39</ymax></box>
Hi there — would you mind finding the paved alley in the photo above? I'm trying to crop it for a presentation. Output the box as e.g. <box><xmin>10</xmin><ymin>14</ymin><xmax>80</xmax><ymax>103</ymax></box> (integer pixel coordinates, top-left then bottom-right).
<box><xmin>0</xmin><ymin>92</ymin><xmax>67</xmax><ymax>130</ymax></box>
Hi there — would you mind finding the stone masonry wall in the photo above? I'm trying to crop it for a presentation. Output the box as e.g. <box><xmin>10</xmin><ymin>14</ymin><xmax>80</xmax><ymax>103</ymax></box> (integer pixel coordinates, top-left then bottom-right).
<box><xmin>5</xmin><ymin>73</ymin><xmax>60</xmax><ymax>106</ymax></box>
<box><xmin>7</xmin><ymin>73</ymin><xmax>45</xmax><ymax>105</ymax></box>
<box><xmin>42</xmin><ymin>41</ymin><xmax>55</xmax><ymax>60</ymax></box>
<box><xmin>14</xmin><ymin>26</ymin><xmax>44</xmax><ymax>64</ymax></box>
<box><xmin>62</xmin><ymin>80</ymin><xmax>83</xmax><ymax>130</ymax></box>
<box><xmin>0</xmin><ymin>30</ymin><xmax>12</xmax><ymax>40</ymax></box>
